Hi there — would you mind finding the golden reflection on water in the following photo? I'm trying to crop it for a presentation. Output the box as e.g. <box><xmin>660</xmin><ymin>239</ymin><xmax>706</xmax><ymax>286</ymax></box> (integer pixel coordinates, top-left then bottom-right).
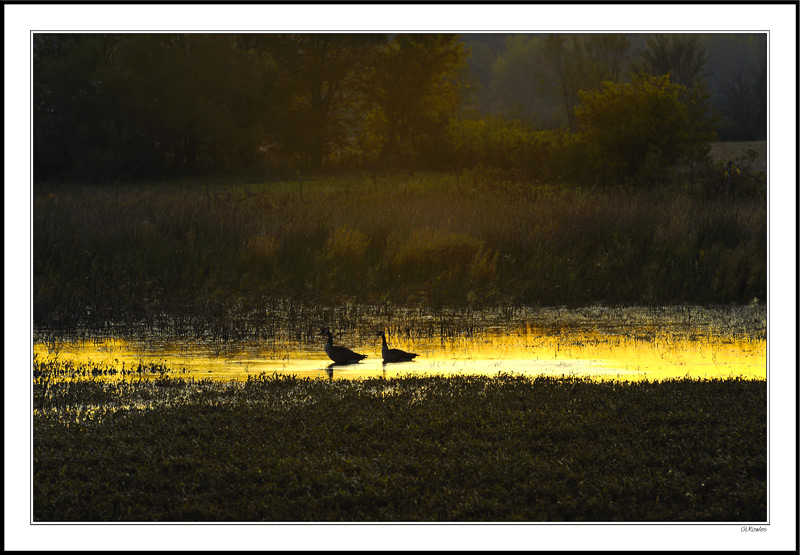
<box><xmin>34</xmin><ymin>326</ymin><xmax>766</xmax><ymax>382</ymax></box>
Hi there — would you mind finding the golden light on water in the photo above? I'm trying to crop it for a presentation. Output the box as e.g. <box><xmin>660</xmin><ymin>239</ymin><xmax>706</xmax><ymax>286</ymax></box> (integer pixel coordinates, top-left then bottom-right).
<box><xmin>33</xmin><ymin>326</ymin><xmax>766</xmax><ymax>382</ymax></box>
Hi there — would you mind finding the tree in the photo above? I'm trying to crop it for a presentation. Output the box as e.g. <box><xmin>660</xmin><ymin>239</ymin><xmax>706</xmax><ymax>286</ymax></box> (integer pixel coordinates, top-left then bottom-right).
<box><xmin>489</xmin><ymin>35</ymin><xmax>561</xmax><ymax>127</ymax></box>
<box><xmin>106</xmin><ymin>34</ymin><xmax>277</xmax><ymax>177</ymax></box>
<box><xmin>719</xmin><ymin>61</ymin><xmax>767</xmax><ymax>141</ymax></box>
<box><xmin>34</xmin><ymin>34</ymin><xmax>279</xmax><ymax>181</ymax></box>
<box><xmin>541</xmin><ymin>34</ymin><xmax>631</xmax><ymax>131</ymax></box>
<box><xmin>34</xmin><ymin>34</ymin><xmax>118</xmax><ymax>181</ymax></box>
<box><xmin>633</xmin><ymin>34</ymin><xmax>709</xmax><ymax>88</ymax></box>
<box><xmin>266</xmin><ymin>34</ymin><xmax>386</xmax><ymax>170</ymax></box>
<box><xmin>581</xmin><ymin>34</ymin><xmax>632</xmax><ymax>85</ymax></box>
<box><xmin>576</xmin><ymin>73</ymin><xmax>717</xmax><ymax>185</ymax></box>
<box><xmin>541</xmin><ymin>35</ymin><xmax>584</xmax><ymax>131</ymax></box>
<box><xmin>364</xmin><ymin>34</ymin><xmax>466</xmax><ymax>169</ymax></box>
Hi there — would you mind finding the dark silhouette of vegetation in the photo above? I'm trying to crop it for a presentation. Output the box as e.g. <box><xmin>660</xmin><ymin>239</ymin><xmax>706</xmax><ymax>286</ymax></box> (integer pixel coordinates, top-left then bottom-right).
<box><xmin>718</xmin><ymin>63</ymin><xmax>767</xmax><ymax>141</ymax></box>
<box><xmin>540</xmin><ymin>34</ymin><xmax>633</xmax><ymax>131</ymax></box>
<box><xmin>365</xmin><ymin>34</ymin><xmax>465</xmax><ymax>170</ymax></box>
<box><xmin>34</xmin><ymin>175</ymin><xmax>766</xmax><ymax>331</ymax></box>
<box><xmin>576</xmin><ymin>73</ymin><xmax>717</xmax><ymax>186</ymax></box>
<box><xmin>264</xmin><ymin>34</ymin><xmax>389</xmax><ymax>170</ymax></box>
<box><xmin>33</xmin><ymin>33</ymin><xmax>767</xmax><ymax>332</ymax></box>
<box><xmin>633</xmin><ymin>34</ymin><xmax>710</xmax><ymax>89</ymax></box>
<box><xmin>34</xmin><ymin>32</ymin><xmax>765</xmax><ymax>183</ymax></box>
<box><xmin>34</xmin><ymin>35</ymin><xmax>279</xmax><ymax>181</ymax></box>
<box><xmin>34</xmin><ymin>371</ymin><xmax>766</xmax><ymax>522</ymax></box>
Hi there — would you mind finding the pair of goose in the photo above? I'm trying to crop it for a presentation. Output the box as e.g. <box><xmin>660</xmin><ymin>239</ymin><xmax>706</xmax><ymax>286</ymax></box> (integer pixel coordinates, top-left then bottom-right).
<box><xmin>320</xmin><ymin>328</ymin><xmax>418</xmax><ymax>364</ymax></box>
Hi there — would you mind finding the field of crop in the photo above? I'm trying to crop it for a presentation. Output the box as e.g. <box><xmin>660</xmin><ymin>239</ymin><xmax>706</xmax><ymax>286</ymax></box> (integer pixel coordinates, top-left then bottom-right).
<box><xmin>34</xmin><ymin>172</ymin><xmax>766</xmax><ymax>335</ymax></box>
<box><xmin>33</xmin><ymin>370</ymin><xmax>766</xmax><ymax>522</ymax></box>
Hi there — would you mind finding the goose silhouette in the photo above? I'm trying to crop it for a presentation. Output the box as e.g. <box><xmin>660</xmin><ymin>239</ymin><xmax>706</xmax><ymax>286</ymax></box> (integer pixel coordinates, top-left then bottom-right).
<box><xmin>320</xmin><ymin>328</ymin><xmax>367</xmax><ymax>364</ymax></box>
<box><xmin>377</xmin><ymin>331</ymin><xmax>418</xmax><ymax>363</ymax></box>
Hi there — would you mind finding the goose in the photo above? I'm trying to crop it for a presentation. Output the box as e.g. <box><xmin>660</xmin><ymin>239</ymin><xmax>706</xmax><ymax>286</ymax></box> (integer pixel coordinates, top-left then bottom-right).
<box><xmin>377</xmin><ymin>331</ymin><xmax>418</xmax><ymax>363</ymax></box>
<box><xmin>320</xmin><ymin>328</ymin><xmax>367</xmax><ymax>364</ymax></box>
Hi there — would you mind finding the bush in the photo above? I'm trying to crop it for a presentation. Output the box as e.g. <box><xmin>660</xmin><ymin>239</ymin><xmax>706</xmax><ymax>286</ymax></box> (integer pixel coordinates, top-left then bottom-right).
<box><xmin>575</xmin><ymin>73</ymin><xmax>716</xmax><ymax>186</ymax></box>
<box><xmin>446</xmin><ymin>118</ymin><xmax>575</xmax><ymax>183</ymax></box>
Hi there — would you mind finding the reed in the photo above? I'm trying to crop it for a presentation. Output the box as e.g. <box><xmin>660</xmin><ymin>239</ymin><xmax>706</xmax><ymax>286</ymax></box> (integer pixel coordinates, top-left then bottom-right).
<box><xmin>34</xmin><ymin>173</ymin><xmax>766</xmax><ymax>332</ymax></box>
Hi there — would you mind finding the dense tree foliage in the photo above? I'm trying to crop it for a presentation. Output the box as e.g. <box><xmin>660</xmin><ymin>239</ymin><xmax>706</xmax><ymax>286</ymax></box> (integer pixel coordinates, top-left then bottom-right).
<box><xmin>264</xmin><ymin>34</ymin><xmax>388</xmax><ymax>170</ymax></box>
<box><xmin>34</xmin><ymin>34</ymin><xmax>279</xmax><ymax>181</ymax></box>
<box><xmin>576</xmin><ymin>74</ymin><xmax>717</xmax><ymax>186</ymax></box>
<box><xmin>34</xmin><ymin>32</ymin><xmax>765</xmax><ymax>185</ymax></box>
<box><xmin>364</xmin><ymin>34</ymin><xmax>466</xmax><ymax>170</ymax></box>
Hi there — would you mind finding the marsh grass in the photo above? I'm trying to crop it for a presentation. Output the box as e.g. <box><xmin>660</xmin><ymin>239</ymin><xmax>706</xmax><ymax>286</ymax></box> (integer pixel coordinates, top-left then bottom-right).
<box><xmin>33</xmin><ymin>371</ymin><xmax>766</xmax><ymax>522</ymax></box>
<box><xmin>34</xmin><ymin>173</ymin><xmax>765</xmax><ymax>333</ymax></box>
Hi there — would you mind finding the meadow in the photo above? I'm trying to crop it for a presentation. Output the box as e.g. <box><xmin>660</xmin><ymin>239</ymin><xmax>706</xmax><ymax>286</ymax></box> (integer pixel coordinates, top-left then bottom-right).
<box><xmin>34</xmin><ymin>171</ymin><xmax>766</xmax><ymax>337</ymax></box>
<box><xmin>33</xmin><ymin>369</ymin><xmax>766</xmax><ymax>522</ymax></box>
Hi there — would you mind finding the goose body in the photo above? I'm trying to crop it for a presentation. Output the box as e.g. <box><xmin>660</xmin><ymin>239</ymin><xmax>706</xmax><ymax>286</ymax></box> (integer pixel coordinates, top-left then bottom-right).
<box><xmin>321</xmin><ymin>328</ymin><xmax>367</xmax><ymax>364</ymax></box>
<box><xmin>377</xmin><ymin>331</ymin><xmax>418</xmax><ymax>363</ymax></box>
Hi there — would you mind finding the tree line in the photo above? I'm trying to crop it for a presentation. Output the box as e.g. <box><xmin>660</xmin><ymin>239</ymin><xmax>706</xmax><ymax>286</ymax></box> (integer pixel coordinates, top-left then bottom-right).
<box><xmin>34</xmin><ymin>33</ymin><xmax>764</xmax><ymax>185</ymax></box>
<box><xmin>471</xmin><ymin>33</ymin><xmax>766</xmax><ymax>142</ymax></box>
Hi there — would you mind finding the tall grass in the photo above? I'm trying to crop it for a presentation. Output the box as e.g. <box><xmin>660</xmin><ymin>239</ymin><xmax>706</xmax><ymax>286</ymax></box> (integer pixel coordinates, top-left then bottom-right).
<box><xmin>33</xmin><ymin>173</ymin><xmax>766</xmax><ymax>331</ymax></box>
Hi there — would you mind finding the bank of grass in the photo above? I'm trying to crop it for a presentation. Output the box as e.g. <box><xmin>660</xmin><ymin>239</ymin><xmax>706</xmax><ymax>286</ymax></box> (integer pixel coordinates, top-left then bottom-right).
<box><xmin>34</xmin><ymin>172</ymin><xmax>766</xmax><ymax>331</ymax></box>
<box><xmin>34</xmin><ymin>371</ymin><xmax>766</xmax><ymax>522</ymax></box>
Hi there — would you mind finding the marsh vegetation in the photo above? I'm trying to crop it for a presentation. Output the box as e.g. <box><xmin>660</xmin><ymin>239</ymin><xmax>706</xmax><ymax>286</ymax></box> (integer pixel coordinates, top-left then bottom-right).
<box><xmin>34</xmin><ymin>175</ymin><xmax>765</xmax><ymax>337</ymax></box>
<box><xmin>33</xmin><ymin>371</ymin><xmax>766</xmax><ymax>522</ymax></box>
<box><xmin>31</xmin><ymin>305</ymin><xmax>767</xmax><ymax>522</ymax></box>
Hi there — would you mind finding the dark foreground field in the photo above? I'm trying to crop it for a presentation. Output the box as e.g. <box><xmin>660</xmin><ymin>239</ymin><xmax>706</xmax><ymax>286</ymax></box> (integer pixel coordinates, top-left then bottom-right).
<box><xmin>33</xmin><ymin>372</ymin><xmax>766</xmax><ymax>522</ymax></box>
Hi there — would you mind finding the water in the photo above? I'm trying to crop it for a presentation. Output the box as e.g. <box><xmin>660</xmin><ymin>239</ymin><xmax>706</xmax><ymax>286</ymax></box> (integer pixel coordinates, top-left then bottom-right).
<box><xmin>33</xmin><ymin>306</ymin><xmax>767</xmax><ymax>382</ymax></box>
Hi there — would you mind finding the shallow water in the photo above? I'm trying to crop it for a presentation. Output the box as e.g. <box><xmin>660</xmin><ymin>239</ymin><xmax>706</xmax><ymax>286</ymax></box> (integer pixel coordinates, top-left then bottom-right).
<box><xmin>33</xmin><ymin>306</ymin><xmax>767</xmax><ymax>382</ymax></box>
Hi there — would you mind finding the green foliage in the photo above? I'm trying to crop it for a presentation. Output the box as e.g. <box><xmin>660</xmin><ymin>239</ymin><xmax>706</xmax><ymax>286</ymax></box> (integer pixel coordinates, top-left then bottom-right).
<box><xmin>446</xmin><ymin>118</ymin><xmax>574</xmax><ymax>182</ymax></box>
<box><xmin>538</xmin><ymin>34</ymin><xmax>633</xmax><ymax>131</ymax></box>
<box><xmin>575</xmin><ymin>73</ymin><xmax>716</xmax><ymax>186</ymax></box>
<box><xmin>476</xmin><ymin>33</ymin><xmax>763</xmax><ymax>144</ymax></box>
<box><xmin>34</xmin><ymin>33</ymin><xmax>470</xmax><ymax>180</ymax></box>
<box><xmin>364</xmin><ymin>34</ymin><xmax>467</xmax><ymax>169</ymax></box>
<box><xmin>34</xmin><ymin>373</ymin><xmax>767</xmax><ymax>522</ymax></box>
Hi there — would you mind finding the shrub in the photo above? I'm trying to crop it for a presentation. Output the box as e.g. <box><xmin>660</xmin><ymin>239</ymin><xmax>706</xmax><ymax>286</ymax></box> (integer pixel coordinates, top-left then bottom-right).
<box><xmin>575</xmin><ymin>73</ymin><xmax>716</xmax><ymax>186</ymax></box>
